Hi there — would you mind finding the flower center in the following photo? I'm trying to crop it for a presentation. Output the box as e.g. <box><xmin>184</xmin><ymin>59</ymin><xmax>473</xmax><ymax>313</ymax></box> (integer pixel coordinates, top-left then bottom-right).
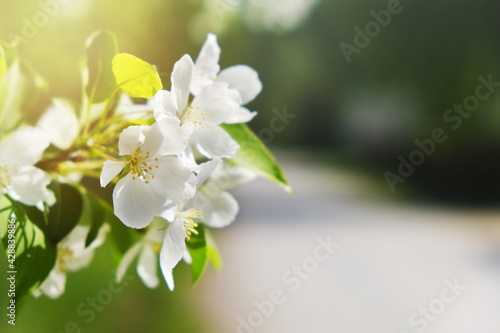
<box><xmin>57</xmin><ymin>248</ymin><xmax>74</xmax><ymax>273</ymax></box>
<box><xmin>179</xmin><ymin>208</ymin><xmax>203</xmax><ymax>240</ymax></box>
<box><xmin>153</xmin><ymin>243</ymin><xmax>162</xmax><ymax>253</ymax></box>
<box><xmin>183</xmin><ymin>105</ymin><xmax>206</xmax><ymax>129</ymax></box>
<box><xmin>0</xmin><ymin>160</ymin><xmax>15</xmax><ymax>188</ymax></box>
<box><xmin>128</xmin><ymin>150</ymin><xmax>159</xmax><ymax>184</ymax></box>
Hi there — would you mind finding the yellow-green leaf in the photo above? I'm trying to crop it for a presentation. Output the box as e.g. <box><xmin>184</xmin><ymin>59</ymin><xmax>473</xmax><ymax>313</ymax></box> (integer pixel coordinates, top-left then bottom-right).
<box><xmin>112</xmin><ymin>53</ymin><xmax>162</xmax><ymax>98</ymax></box>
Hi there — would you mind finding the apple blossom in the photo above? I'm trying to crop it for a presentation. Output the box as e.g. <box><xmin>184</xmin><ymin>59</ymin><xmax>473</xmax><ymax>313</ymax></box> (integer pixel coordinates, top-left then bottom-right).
<box><xmin>100</xmin><ymin>117</ymin><xmax>197</xmax><ymax>229</ymax></box>
<box><xmin>159</xmin><ymin>159</ymin><xmax>254</xmax><ymax>290</ymax></box>
<box><xmin>153</xmin><ymin>33</ymin><xmax>262</xmax><ymax>159</ymax></box>
<box><xmin>33</xmin><ymin>224</ymin><xmax>110</xmax><ymax>299</ymax></box>
<box><xmin>37</xmin><ymin>99</ymin><xmax>79</xmax><ymax>150</ymax></box>
<box><xmin>0</xmin><ymin>126</ymin><xmax>54</xmax><ymax>208</ymax></box>
<box><xmin>116</xmin><ymin>218</ymin><xmax>166</xmax><ymax>289</ymax></box>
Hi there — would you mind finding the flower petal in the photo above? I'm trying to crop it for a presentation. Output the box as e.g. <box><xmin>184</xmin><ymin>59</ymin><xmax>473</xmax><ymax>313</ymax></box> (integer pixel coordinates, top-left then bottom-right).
<box><xmin>207</xmin><ymin>162</ymin><xmax>257</xmax><ymax>191</ymax></box>
<box><xmin>217</xmin><ymin>65</ymin><xmax>262</xmax><ymax>105</ymax></box>
<box><xmin>151</xmin><ymin>156</ymin><xmax>197</xmax><ymax>202</ymax></box>
<box><xmin>86</xmin><ymin>223</ymin><xmax>111</xmax><ymax>250</ymax></box>
<box><xmin>155</xmin><ymin>116</ymin><xmax>193</xmax><ymax>156</ymax></box>
<box><xmin>63</xmin><ymin>224</ymin><xmax>109</xmax><ymax>271</ymax></box>
<box><xmin>37</xmin><ymin>267</ymin><xmax>66</xmax><ymax>299</ymax></box>
<box><xmin>160</xmin><ymin>267</ymin><xmax>174</xmax><ymax>291</ymax></box>
<box><xmin>196</xmin><ymin>158</ymin><xmax>222</xmax><ymax>188</ymax></box>
<box><xmin>193</xmin><ymin>125</ymin><xmax>240</xmax><ymax>159</ymax></box>
<box><xmin>116</xmin><ymin>242</ymin><xmax>143</xmax><ymax>283</ymax></box>
<box><xmin>159</xmin><ymin>200</ymin><xmax>178</xmax><ymax>223</ymax></box>
<box><xmin>224</xmin><ymin>106</ymin><xmax>257</xmax><ymax>124</ymax></box>
<box><xmin>137</xmin><ymin>243</ymin><xmax>160</xmax><ymax>289</ymax></box>
<box><xmin>113</xmin><ymin>173</ymin><xmax>165</xmax><ymax>229</ymax></box>
<box><xmin>183</xmin><ymin>248</ymin><xmax>192</xmax><ymax>265</ymax></box>
<box><xmin>118</xmin><ymin>125</ymin><xmax>149</xmax><ymax>156</ymax></box>
<box><xmin>191</xmin><ymin>82</ymin><xmax>241</xmax><ymax>126</ymax></box>
<box><xmin>146</xmin><ymin>218</ymin><xmax>168</xmax><ymax>243</ymax></box>
<box><xmin>100</xmin><ymin>161</ymin><xmax>126</xmax><ymax>187</ymax></box>
<box><xmin>65</xmin><ymin>250</ymin><xmax>94</xmax><ymax>272</ymax></box>
<box><xmin>37</xmin><ymin>99</ymin><xmax>79</xmax><ymax>149</ymax></box>
<box><xmin>160</xmin><ymin>219</ymin><xmax>187</xmax><ymax>291</ymax></box>
<box><xmin>171</xmin><ymin>55</ymin><xmax>194</xmax><ymax>113</ymax></box>
<box><xmin>0</xmin><ymin>126</ymin><xmax>49</xmax><ymax>166</ymax></box>
<box><xmin>186</xmin><ymin>191</ymin><xmax>212</xmax><ymax>221</ymax></box>
<box><xmin>9</xmin><ymin>165</ymin><xmax>53</xmax><ymax>207</ymax></box>
<box><xmin>117</xmin><ymin>93</ymin><xmax>154</xmax><ymax>119</ymax></box>
<box><xmin>140</xmin><ymin>122</ymin><xmax>169</xmax><ymax>158</ymax></box>
<box><xmin>192</xmin><ymin>33</ymin><xmax>221</xmax><ymax>95</ymax></box>
<box><xmin>178</xmin><ymin>144</ymin><xmax>200</xmax><ymax>174</ymax></box>
<box><xmin>153</xmin><ymin>90</ymin><xmax>178</xmax><ymax>120</ymax></box>
<box><xmin>203</xmin><ymin>191</ymin><xmax>239</xmax><ymax>228</ymax></box>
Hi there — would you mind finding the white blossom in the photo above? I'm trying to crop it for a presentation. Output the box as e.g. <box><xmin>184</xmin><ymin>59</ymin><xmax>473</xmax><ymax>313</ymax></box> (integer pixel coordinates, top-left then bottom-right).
<box><xmin>185</xmin><ymin>158</ymin><xmax>255</xmax><ymax>228</ymax></box>
<box><xmin>0</xmin><ymin>126</ymin><xmax>54</xmax><ymax>208</ymax></box>
<box><xmin>153</xmin><ymin>33</ymin><xmax>262</xmax><ymax>160</ymax></box>
<box><xmin>100</xmin><ymin>117</ymin><xmax>197</xmax><ymax>229</ymax></box>
<box><xmin>33</xmin><ymin>224</ymin><xmax>110</xmax><ymax>299</ymax></box>
<box><xmin>116</xmin><ymin>218</ymin><xmax>165</xmax><ymax>289</ymax></box>
<box><xmin>37</xmin><ymin>99</ymin><xmax>79</xmax><ymax>150</ymax></box>
<box><xmin>159</xmin><ymin>159</ymin><xmax>254</xmax><ymax>290</ymax></box>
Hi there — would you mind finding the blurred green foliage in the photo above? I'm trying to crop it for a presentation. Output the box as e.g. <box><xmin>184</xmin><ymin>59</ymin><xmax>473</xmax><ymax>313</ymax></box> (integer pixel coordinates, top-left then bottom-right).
<box><xmin>0</xmin><ymin>241</ymin><xmax>213</xmax><ymax>333</ymax></box>
<box><xmin>0</xmin><ymin>0</ymin><xmax>499</xmax><ymax>199</ymax></box>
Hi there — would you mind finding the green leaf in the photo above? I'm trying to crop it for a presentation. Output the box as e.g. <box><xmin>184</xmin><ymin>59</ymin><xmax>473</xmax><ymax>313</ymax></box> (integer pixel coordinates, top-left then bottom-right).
<box><xmin>221</xmin><ymin>123</ymin><xmax>293</xmax><ymax>194</ymax></box>
<box><xmin>46</xmin><ymin>182</ymin><xmax>83</xmax><ymax>244</ymax></box>
<box><xmin>82</xmin><ymin>192</ymin><xmax>106</xmax><ymax>248</ymax></box>
<box><xmin>0</xmin><ymin>196</ymin><xmax>12</xmax><ymax>238</ymax></box>
<box><xmin>206</xmin><ymin>228</ymin><xmax>222</xmax><ymax>271</ymax></box>
<box><xmin>112</xmin><ymin>53</ymin><xmax>162</xmax><ymax>98</ymax></box>
<box><xmin>186</xmin><ymin>224</ymin><xmax>208</xmax><ymax>284</ymax></box>
<box><xmin>0</xmin><ymin>195</ymin><xmax>56</xmax><ymax>302</ymax></box>
<box><xmin>19</xmin><ymin>202</ymin><xmax>47</xmax><ymax>233</ymax></box>
<box><xmin>84</xmin><ymin>30</ymin><xmax>118</xmax><ymax>103</ymax></box>
<box><xmin>186</xmin><ymin>225</ymin><xmax>222</xmax><ymax>283</ymax></box>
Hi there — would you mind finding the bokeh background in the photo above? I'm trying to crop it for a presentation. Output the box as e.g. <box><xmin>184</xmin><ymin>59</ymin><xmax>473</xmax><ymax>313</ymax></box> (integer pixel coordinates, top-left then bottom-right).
<box><xmin>1</xmin><ymin>0</ymin><xmax>500</xmax><ymax>332</ymax></box>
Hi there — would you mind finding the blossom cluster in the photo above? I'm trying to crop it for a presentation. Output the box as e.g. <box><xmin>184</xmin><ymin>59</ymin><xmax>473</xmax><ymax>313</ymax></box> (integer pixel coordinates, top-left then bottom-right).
<box><xmin>100</xmin><ymin>34</ymin><xmax>261</xmax><ymax>289</ymax></box>
<box><xmin>0</xmin><ymin>31</ymin><xmax>288</xmax><ymax>299</ymax></box>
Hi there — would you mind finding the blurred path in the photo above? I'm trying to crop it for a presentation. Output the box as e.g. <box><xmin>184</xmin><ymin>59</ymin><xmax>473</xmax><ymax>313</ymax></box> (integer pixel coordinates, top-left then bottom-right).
<box><xmin>194</xmin><ymin>151</ymin><xmax>500</xmax><ymax>333</ymax></box>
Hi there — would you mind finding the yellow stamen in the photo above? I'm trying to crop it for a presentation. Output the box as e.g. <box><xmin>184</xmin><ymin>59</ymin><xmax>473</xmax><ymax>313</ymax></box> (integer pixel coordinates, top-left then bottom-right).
<box><xmin>0</xmin><ymin>161</ymin><xmax>16</xmax><ymax>188</ymax></box>
<box><xmin>183</xmin><ymin>105</ymin><xmax>206</xmax><ymax>129</ymax></box>
<box><xmin>180</xmin><ymin>208</ymin><xmax>203</xmax><ymax>240</ymax></box>
<box><xmin>127</xmin><ymin>149</ymin><xmax>159</xmax><ymax>183</ymax></box>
